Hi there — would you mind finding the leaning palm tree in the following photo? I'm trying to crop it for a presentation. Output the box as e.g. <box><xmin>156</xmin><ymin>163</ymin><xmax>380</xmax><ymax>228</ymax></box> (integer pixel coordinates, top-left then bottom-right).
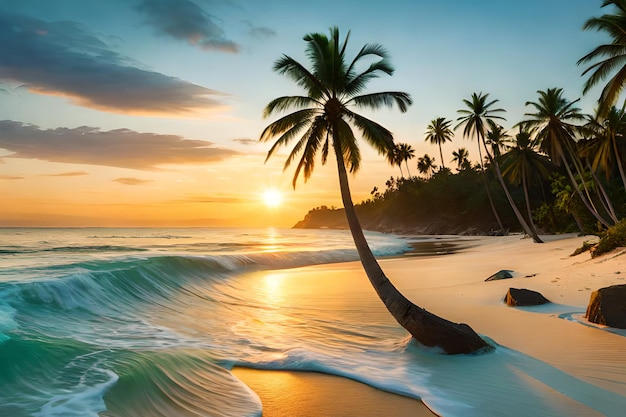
<box><xmin>485</xmin><ymin>120</ymin><xmax>512</xmax><ymax>159</ymax></box>
<box><xmin>425</xmin><ymin>117</ymin><xmax>454</xmax><ymax>169</ymax></box>
<box><xmin>396</xmin><ymin>142</ymin><xmax>415</xmax><ymax>177</ymax></box>
<box><xmin>485</xmin><ymin>120</ymin><xmax>544</xmax><ymax>243</ymax></box>
<box><xmin>521</xmin><ymin>87</ymin><xmax>613</xmax><ymax>227</ymax></box>
<box><xmin>456</xmin><ymin>92</ymin><xmax>507</xmax><ymax>235</ymax></box>
<box><xmin>501</xmin><ymin>127</ymin><xmax>553</xmax><ymax>240</ymax></box>
<box><xmin>578</xmin><ymin>0</ymin><xmax>626</xmax><ymax>117</ymax></box>
<box><xmin>260</xmin><ymin>27</ymin><xmax>488</xmax><ymax>354</ymax></box>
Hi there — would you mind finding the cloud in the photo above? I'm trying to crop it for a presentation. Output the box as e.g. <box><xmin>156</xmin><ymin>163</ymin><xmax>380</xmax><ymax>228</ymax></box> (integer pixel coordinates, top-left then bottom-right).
<box><xmin>249</xmin><ymin>26</ymin><xmax>276</xmax><ymax>39</ymax></box>
<box><xmin>0</xmin><ymin>175</ymin><xmax>23</xmax><ymax>180</ymax></box>
<box><xmin>0</xmin><ymin>12</ymin><xmax>226</xmax><ymax>115</ymax></box>
<box><xmin>46</xmin><ymin>171</ymin><xmax>89</xmax><ymax>177</ymax></box>
<box><xmin>113</xmin><ymin>177</ymin><xmax>153</xmax><ymax>185</ymax></box>
<box><xmin>136</xmin><ymin>0</ymin><xmax>240</xmax><ymax>52</ymax></box>
<box><xmin>232</xmin><ymin>138</ymin><xmax>257</xmax><ymax>145</ymax></box>
<box><xmin>0</xmin><ymin>120</ymin><xmax>239</xmax><ymax>170</ymax></box>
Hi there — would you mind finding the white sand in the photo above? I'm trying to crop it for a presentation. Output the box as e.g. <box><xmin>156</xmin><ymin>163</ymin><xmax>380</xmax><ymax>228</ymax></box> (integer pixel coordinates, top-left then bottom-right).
<box><xmin>234</xmin><ymin>234</ymin><xmax>626</xmax><ymax>417</ymax></box>
<box><xmin>383</xmin><ymin>233</ymin><xmax>626</xmax><ymax>416</ymax></box>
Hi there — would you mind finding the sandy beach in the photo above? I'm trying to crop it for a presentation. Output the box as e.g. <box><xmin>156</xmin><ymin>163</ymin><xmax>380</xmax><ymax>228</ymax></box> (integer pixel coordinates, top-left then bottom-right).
<box><xmin>233</xmin><ymin>233</ymin><xmax>626</xmax><ymax>417</ymax></box>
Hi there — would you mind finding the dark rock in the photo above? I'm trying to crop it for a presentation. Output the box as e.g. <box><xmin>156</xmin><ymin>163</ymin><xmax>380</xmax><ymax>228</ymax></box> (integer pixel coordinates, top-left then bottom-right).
<box><xmin>504</xmin><ymin>288</ymin><xmax>550</xmax><ymax>306</ymax></box>
<box><xmin>585</xmin><ymin>284</ymin><xmax>626</xmax><ymax>328</ymax></box>
<box><xmin>485</xmin><ymin>270</ymin><xmax>514</xmax><ymax>281</ymax></box>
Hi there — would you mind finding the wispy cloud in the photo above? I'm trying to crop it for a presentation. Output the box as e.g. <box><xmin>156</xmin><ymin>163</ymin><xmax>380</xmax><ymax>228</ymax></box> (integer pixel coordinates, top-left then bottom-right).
<box><xmin>46</xmin><ymin>171</ymin><xmax>89</xmax><ymax>177</ymax></box>
<box><xmin>0</xmin><ymin>12</ymin><xmax>226</xmax><ymax>115</ymax></box>
<box><xmin>249</xmin><ymin>26</ymin><xmax>276</xmax><ymax>39</ymax></box>
<box><xmin>0</xmin><ymin>175</ymin><xmax>23</xmax><ymax>180</ymax></box>
<box><xmin>113</xmin><ymin>177</ymin><xmax>153</xmax><ymax>185</ymax></box>
<box><xmin>136</xmin><ymin>0</ymin><xmax>240</xmax><ymax>52</ymax></box>
<box><xmin>0</xmin><ymin>120</ymin><xmax>238</xmax><ymax>170</ymax></box>
<box><xmin>232</xmin><ymin>138</ymin><xmax>257</xmax><ymax>145</ymax></box>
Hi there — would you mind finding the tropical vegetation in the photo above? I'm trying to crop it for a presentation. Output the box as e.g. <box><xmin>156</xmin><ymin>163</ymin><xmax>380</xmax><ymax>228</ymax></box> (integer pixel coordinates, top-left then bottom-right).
<box><xmin>295</xmin><ymin>2</ymin><xmax>626</xmax><ymax>248</ymax></box>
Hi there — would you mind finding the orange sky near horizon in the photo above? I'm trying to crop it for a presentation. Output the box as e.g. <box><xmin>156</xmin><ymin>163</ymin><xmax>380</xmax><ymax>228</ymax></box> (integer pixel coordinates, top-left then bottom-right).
<box><xmin>0</xmin><ymin>0</ymin><xmax>610</xmax><ymax>228</ymax></box>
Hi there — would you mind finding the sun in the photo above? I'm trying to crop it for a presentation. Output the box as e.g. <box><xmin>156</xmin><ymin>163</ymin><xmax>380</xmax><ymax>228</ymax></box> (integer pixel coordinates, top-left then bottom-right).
<box><xmin>262</xmin><ymin>189</ymin><xmax>283</xmax><ymax>208</ymax></box>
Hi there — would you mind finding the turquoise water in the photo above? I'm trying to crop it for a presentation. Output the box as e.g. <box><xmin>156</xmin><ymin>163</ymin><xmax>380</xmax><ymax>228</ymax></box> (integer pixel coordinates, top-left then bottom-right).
<box><xmin>2</xmin><ymin>228</ymin><xmax>625</xmax><ymax>417</ymax></box>
<box><xmin>0</xmin><ymin>228</ymin><xmax>414</xmax><ymax>417</ymax></box>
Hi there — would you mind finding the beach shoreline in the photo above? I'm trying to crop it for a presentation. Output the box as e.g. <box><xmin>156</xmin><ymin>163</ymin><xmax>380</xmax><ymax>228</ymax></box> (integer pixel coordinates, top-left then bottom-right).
<box><xmin>229</xmin><ymin>233</ymin><xmax>626</xmax><ymax>417</ymax></box>
<box><xmin>232</xmin><ymin>367</ymin><xmax>439</xmax><ymax>417</ymax></box>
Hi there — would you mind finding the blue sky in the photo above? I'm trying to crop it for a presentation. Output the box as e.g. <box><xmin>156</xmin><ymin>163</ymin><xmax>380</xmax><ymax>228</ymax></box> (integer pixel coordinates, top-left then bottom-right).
<box><xmin>0</xmin><ymin>0</ymin><xmax>615</xmax><ymax>227</ymax></box>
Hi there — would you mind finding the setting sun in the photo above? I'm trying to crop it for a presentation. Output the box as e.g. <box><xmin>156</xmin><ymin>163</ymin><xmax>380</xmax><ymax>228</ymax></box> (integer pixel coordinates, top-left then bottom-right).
<box><xmin>262</xmin><ymin>189</ymin><xmax>283</xmax><ymax>208</ymax></box>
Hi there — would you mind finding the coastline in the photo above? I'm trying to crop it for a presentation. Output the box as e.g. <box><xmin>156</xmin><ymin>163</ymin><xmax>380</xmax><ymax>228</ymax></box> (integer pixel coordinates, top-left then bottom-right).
<box><xmin>232</xmin><ymin>368</ymin><xmax>439</xmax><ymax>417</ymax></box>
<box><xmin>230</xmin><ymin>233</ymin><xmax>626</xmax><ymax>417</ymax></box>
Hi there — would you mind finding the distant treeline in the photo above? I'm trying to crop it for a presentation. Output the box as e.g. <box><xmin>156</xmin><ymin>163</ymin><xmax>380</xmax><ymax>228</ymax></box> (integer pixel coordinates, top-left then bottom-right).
<box><xmin>294</xmin><ymin>161</ymin><xmax>626</xmax><ymax>235</ymax></box>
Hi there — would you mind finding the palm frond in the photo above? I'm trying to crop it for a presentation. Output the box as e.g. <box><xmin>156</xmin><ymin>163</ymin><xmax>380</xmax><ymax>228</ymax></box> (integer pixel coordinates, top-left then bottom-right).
<box><xmin>336</xmin><ymin>120</ymin><xmax>361</xmax><ymax>172</ymax></box>
<box><xmin>348</xmin><ymin>91</ymin><xmax>412</xmax><ymax>112</ymax></box>
<box><xmin>290</xmin><ymin>120</ymin><xmax>327</xmax><ymax>188</ymax></box>
<box><xmin>274</xmin><ymin>55</ymin><xmax>327</xmax><ymax>99</ymax></box>
<box><xmin>260</xmin><ymin>108</ymin><xmax>318</xmax><ymax>142</ymax></box>
<box><xmin>344</xmin><ymin>110</ymin><xmax>394</xmax><ymax>155</ymax></box>
<box><xmin>263</xmin><ymin>96</ymin><xmax>320</xmax><ymax>118</ymax></box>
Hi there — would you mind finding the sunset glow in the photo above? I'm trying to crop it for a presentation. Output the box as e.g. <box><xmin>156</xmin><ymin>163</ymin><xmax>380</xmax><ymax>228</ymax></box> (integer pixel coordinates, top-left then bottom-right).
<box><xmin>0</xmin><ymin>1</ymin><xmax>606</xmax><ymax>227</ymax></box>
<box><xmin>262</xmin><ymin>189</ymin><xmax>283</xmax><ymax>208</ymax></box>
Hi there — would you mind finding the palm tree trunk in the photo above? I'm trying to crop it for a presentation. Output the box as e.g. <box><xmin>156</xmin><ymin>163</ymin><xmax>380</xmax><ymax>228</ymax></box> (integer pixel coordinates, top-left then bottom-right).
<box><xmin>405</xmin><ymin>161</ymin><xmax>411</xmax><ymax>177</ymax></box>
<box><xmin>587</xmin><ymin>161</ymin><xmax>619</xmax><ymax>224</ymax></box>
<box><xmin>492</xmin><ymin>159</ymin><xmax>543</xmax><ymax>243</ymax></box>
<box><xmin>569</xmin><ymin>150</ymin><xmax>605</xmax><ymax>220</ymax></box>
<box><xmin>476</xmin><ymin>141</ymin><xmax>506</xmax><ymax>235</ymax></box>
<box><xmin>561</xmin><ymin>153</ymin><xmax>612</xmax><ymax>228</ymax></box>
<box><xmin>522</xmin><ymin>173</ymin><xmax>542</xmax><ymax>241</ymax></box>
<box><xmin>332</xmin><ymin>138</ymin><xmax>490</xmax><ymax>354</ymax></box>
<box><xmin>438</xmin><ymin>143</ymin><xmax>445</xmax><ymax>170</ymax></box>
<box><xmin>612</xmin><ymin>136</ymin><xmax>626</xmax><ymax>193</ymax></box>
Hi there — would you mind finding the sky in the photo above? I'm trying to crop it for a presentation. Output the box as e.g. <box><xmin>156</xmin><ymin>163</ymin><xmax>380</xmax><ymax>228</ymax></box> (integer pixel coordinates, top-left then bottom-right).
<box><xmin>0</xmin><ymin>0</ymin><xmax>614</xmax><ymax>228</ymax></box>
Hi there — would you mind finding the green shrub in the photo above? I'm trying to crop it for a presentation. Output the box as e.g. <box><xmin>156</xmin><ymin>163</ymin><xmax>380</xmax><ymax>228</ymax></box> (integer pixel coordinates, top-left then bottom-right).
<box><xmin>592</xmin><ymin>219</ymin><xmax>626</xmax><ymax>258</ymax></box>
<box><xmin>571</xmin><ymin>240</ymin><xmax>596</xmax><ymax>256</ymax></box>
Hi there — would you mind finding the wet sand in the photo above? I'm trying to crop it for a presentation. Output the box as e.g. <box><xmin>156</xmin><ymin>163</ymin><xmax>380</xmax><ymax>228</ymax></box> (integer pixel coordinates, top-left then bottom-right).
<box><xmin>232</xmin><ymin>367</ymin><xmax>438</xmax><ymax>417</ymax></box>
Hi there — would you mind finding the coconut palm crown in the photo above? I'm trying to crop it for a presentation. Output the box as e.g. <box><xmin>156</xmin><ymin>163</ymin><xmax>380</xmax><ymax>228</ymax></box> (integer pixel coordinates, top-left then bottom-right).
<box><xmin>260</xmin><ymin>27</ymin><xmax>411</xmax><ymax>188</ymax></box>
<box><xmin>425</xmin><ymin>117</ymin><xmax>454</xmax><ymax>169</ymax></box>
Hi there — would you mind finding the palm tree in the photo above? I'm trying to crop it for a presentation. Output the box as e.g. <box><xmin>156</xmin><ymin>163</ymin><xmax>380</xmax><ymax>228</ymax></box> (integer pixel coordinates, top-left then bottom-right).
<box><xmin>521</xmin><ymin>87</ymin><xmax>613</xmax><ymax>227</ymax></box>
<box><xmin>260</xmin><ymin>27</ymin><xmax>488</xmax><ymax>354</ymax></box>
<box><xmin>501</xmin><ymin>127</ymin><xmax>553</xmax><ymax>240</ymax></box>
<box><xmin>417</xmin><ymin>153</ymin><xmax>436</xmax><ymax>178</ymax></box>
<box><xmin>582</xmin><ymin>105</ymin><xmax>626</xmax><ymax>193</ymax></box>
<box><xmin>425</xmin><ymin>117</ymin><xmax>454</xmax><ymax>169</ymax></box>
<box><xmin>456</xmin><ymin>92</ymin><xmax>507</xmax><ymax>235</ymax></box>
<box><xmin>451</xmin><ymin>147</ymin><xmax>471</xmax><ymax>171</ymax></box>
<box><xmin>578</xmin><ymin>0</ymin><xmax>626</xmax><ymax>116</ymax></box>
<box><xmin>485</xmin><ymin>120</ymin><xmax>512</xmax><ymax>159</ymax></box>
<box><xmin>485</xmin><ymin>120</ymin><xmax>544</xmax><ymax>243</ymax></box>
<box><xmin>386</xmin><ymin>145</ymin><xmax>404</xmax><ymax>178</ymax></box>
<box><xmin>396</xmin><ymin>142</ymin><xmax>415</xmax><ymax>177</ymax></box>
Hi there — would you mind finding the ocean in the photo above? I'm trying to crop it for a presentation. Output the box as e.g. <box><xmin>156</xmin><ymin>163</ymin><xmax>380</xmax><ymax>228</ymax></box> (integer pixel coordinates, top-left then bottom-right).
<box><xmin>0</xmin><ymin>227</ymin><xmax>419</xmax><ymax>417</ymax></box>
<box><xmin>2</xmin><ymin>228</ymin><xmax>625</xmax><ymax>417</ymax></box>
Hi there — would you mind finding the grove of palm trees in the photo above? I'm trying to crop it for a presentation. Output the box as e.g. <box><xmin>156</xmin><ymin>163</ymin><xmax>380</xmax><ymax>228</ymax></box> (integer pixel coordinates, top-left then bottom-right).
<box><xmin>296</xmin><ymin>1</ymin><xmax>626</xmax><ymax>251</ymax></box>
